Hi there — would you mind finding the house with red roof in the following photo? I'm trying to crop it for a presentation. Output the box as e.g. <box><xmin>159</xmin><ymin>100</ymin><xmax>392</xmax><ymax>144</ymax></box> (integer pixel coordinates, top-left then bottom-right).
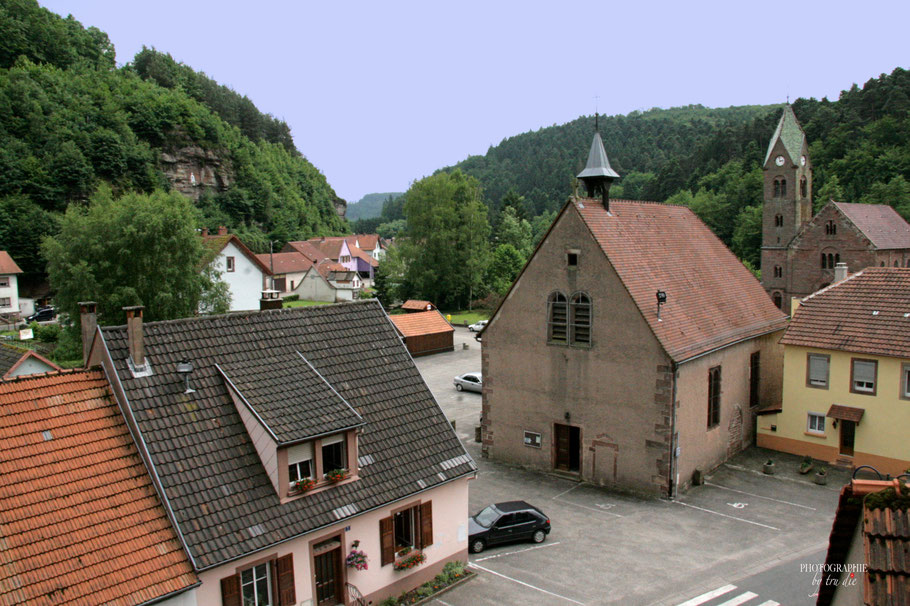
<box><xmin>760</xmin><ymin>106</ymin><xmax>910</xmax><ymax>311</ymax></box>
<box><xmin>481</xmin><ymin>130</ymin><xmax>788</xmax><ymax>497</ymax></box>
<box><xmin>293</xmin><ymin>259</ymin><xmax>362</xmax><ymax>302</ymax></box>
<box><xmin>294</xmin><ymin>236</ymin><xmax>380</xmax><ymax>284</ymax></box>
<box><xmin>200</xmin><ymin>227</ymin><xmax>272</xmax><ymax>311</ymax></box>
<box><xmin>0</xmin><ymin>251</ymin><xmax>23</xmax><ymax>318</ymax></box>
<box><xmin>0</xmin><ymin>370</ymin><xmax>199</xmax><ymax>605</ymax></box>
<box><xmin>255</xmin><ymin>251</ymin><xmax>316</xmax><ymax>293</ymax></box>
<box><xmin>389</xmin><ymin>310</ymin><xmax>454</xmax><ymax>357</ymax></box>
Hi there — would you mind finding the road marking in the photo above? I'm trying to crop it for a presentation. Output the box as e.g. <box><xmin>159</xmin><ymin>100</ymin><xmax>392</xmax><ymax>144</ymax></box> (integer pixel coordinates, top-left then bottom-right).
<box><xmin>434</xmin><ymin>600</ymin><xmax>454</xmax><ymax>606</ymax></box>
<box><xmin>671</xmin><ymin>500</ymin><xmax>779</xmax><ymax>530</ymax></box>
<box><xmin>674</xmin><ymin>584</ymin><xmax>737</xmax><ymax>606</ymax></box>
<box><xmin>555</xmin><ymin>496</ymin><xmax>623</xmax><ymax>518</ymax></box>
<box><xmin>723</xmin><ymin>462</ymin><xmax>825</xmax><ymax>486</ymax></box>
<box><xmin>727</xmin><ymin>502</ymin><xmax>747</xmax><ymax>509</ymax></box>
<box><xmin>469</xmin><ymin>562</ymin><xmax>585</xmax><ymax>605</ymax></box>
<box><xmin>756</xmin><ymin>601</ymin><xmax>781</xmax><ymax>606</ymax></box>
<box><xmin>474</xmin><ymin>541</ymin><xmax>561</xmax><ymax>562</ymax></box>
<box><xmin>706</xmin><ymin>481</ymin><xmax>817</xmax><ymax>510</ymax></box>
<box><xmin>551</xmin><ymin>483</ymin><xmax>581</xmax><ymax>500</ymax></box>
<box><xmin>717</xmin><ymin>592</ymin><xmax>757</xmax><ymax>606</ymax></box>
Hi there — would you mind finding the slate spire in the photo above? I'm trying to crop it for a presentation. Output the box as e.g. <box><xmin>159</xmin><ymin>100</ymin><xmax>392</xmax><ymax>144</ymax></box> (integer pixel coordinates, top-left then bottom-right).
<box><xmin>763</xmin><ymin>104</ymin><xmax>807</xmax><ymax>168</ymax></box>
<box><xmin>577</xmin><ymin>114</ymin><xmax>620</xmax><ymax>209</ymax></box>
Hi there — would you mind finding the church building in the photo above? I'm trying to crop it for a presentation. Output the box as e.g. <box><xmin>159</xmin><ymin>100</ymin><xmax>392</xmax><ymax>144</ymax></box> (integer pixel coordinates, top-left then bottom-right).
<box><xmin>760</xmin><ymin>107</ymin><xmax>910</xmax><ymax>309</ymax></box>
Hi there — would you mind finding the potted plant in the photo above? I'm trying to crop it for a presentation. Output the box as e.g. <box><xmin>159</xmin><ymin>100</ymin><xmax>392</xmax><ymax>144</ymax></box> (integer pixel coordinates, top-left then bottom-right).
<box><xmin>326</xmin><ymin>468</ymin><xmax>348</xmax><ymax>483</ymax></box>
<box><xmin>814</xmin><ymin>467</ymin><xmax>828</xmax><ymax>485</ymax></box>
<box><xmin>763</xmin><ymin>459</ymin><xmax>775</xmax><ymax>475</ymax></box>
<box><xmin>799</xmin><ymin>455</ymin><xmax>814</xmax><ymax>475</ymax></box>
<box><xmin>294</xmin><ymin>477</ymin><xmax>315</xmax><ymax>492</ymax></box>
<box><xmin>345</xmin><ymin>540</ymin><xmax>368</xmax><ymax>571</ymax></box>
<box><xmin>393</xmin><ymin>550</ymin><xmax>427</xmax><ymax>571</ymax></box>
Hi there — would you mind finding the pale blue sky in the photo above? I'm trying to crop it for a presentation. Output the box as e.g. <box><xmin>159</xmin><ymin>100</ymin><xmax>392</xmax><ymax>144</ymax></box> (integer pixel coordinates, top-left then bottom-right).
<box><xmin>41</xmin><ymin>1</ymin><xmax>908</xmax><ymax>203</ymax></box>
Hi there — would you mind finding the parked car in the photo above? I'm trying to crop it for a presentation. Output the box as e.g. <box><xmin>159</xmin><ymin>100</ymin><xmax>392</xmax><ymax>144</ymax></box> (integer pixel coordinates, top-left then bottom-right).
<box><xmin>468</xmin><ymin>501</ymin><xmax>551</xmax><ymax>553</ymax></box>
<box><xmin>468</xmin><ymin>320</ymin><xmax>488</xmax><ymax>332</ymax></box>
<box><xmin>453</xmin><ymin>372</ymin><xmax>482</xmax><ymax>393</ymax></box>
<box><xmin>26</xmin><ymin>307</ymin><xmax>56</xmax><ymax>323</ymax></box>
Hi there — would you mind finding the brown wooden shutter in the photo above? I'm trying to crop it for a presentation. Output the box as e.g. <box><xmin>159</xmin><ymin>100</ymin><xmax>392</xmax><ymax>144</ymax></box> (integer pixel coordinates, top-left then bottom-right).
<box><xmin>380</xmin><ymin>516</ymin><xmax>394</xmax><ymax>566</ymax></box>
<box><xmin>276</xmin><ymin>554</ymin><xmax>296</xmax><ymax>606</ymax></box>
<box><xmin>220</xmin><ymin>575</ymin><xmax>241</xmax><ymax>606</ymax></box>
<box><xmin>420</xmin><ymin>501</ymin><xmax>433</xmax><ymax>549</ymax></box>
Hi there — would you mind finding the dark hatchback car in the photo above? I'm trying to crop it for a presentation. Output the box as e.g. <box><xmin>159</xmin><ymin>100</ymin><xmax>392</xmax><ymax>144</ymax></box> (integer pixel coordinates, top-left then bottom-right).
<box><xmin>26</xmin><ymin>306</ymin><xmax>56</xmax><ymax>323</ymax></box>
<box><xmin>468</xmin><ymin>501</ymin><xmax>550</xmax><ymax>553</ymax></box>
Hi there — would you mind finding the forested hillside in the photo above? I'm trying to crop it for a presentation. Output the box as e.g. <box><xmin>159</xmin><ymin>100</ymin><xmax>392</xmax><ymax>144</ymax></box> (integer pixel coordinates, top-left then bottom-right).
<box><xmin>347</xmin><ymin>192</ymin><xmax>403</xmax><ymax>221</ymax></box>
<box><xmin>0</xmin><ymin>0</ymin><xmax>347</xmax><ymax>281</ymax></box>
<box><xmin>440</xmin><ymin>68</ymin><xmax>910</xmax><ymax>270</ymax></box>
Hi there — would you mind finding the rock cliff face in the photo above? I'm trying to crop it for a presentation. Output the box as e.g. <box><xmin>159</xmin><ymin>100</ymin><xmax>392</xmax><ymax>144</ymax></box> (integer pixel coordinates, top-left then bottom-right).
<box><xmin>160</xmin><ymin>146</ymin><xmax>233</xmax><ymax>201</ymax></box>
<box><xmin>334</xmin><ymin>196</ymin><xmax>347</xmax><ymax>218</ymax></box>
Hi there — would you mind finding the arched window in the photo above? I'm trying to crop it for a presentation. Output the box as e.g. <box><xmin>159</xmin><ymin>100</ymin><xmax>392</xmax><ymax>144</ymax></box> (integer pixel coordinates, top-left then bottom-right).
<box><xmin>821</xmin><ymin>254</ymin><xmax>827</xmax><ymax>269</ymax></box>
<box><xmin>569</xmin><ymin>293</ymin><xmax>592</xmax><ymax>345</ymax></box>
<box><xmin>800</xmin><ymin>177</ymin><xmax>807</xmax><ymax>198</ymax></box>
<box><xmin>547</xmin><ymin>292</ymin><xmax>568</xmax><ymax>343</ymax></box>
<box><xmin>780</xmin><ymin>179</ymin><xmax>787</xmax><ymax>196</ymax></box>
<box><xmin>895</xmin><ymin>260</ymin><xmax>900</xmax><ymax>267</ymax></box>
<box><xmin>773</xmin><ymin>180</ymin><xmax>780</xmax><ymax>198</ymax></box>
<box><xmin>773</xmin><ymin>292</ymin><xmax>782</xmax><ymax>309</ymax></box>
<box><xmin>835</xmin><ymin>253</ymin><xmax>840</xmax><ymax>265</ymax></box>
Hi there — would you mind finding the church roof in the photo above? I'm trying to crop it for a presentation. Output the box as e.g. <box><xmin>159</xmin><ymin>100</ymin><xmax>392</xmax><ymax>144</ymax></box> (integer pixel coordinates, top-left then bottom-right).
<box><xmin>577</xmin><ymin>132</ymin><xmax>620</xmax><ymax>180</ymax></box>
<box><xmin>574</xmin><ymin>199</ymin><xmax>788</xmax><ymax>362</ymax></box>
<box><xmin>763</xmin><ymin>105</ymin><xmax>806</xmax><ymax>167</ymax></box>
<box><xmin>833</xmin><ymin>202</ymin><xmax>910</xmax><ymax>250</ymax></box>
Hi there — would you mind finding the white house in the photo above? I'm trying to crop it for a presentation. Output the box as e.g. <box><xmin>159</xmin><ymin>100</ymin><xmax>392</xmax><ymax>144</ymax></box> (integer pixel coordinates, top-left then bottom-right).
<box><xmin>201</xmin><ymin>227</ymin><xmax>271</xmax><ymax>311</ymax></box>
<box><xmin>293</xmin><ymin>260</ymin><xmax>362</xmax><ymax>302</ymax></box>
<box><xmin>0</xmin><ymin>251</ymin><xmax>22</xmax><ymax>318</ymax></box>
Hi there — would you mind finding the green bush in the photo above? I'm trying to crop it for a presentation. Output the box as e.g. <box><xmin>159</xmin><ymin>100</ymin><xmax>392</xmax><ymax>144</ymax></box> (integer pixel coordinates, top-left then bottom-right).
<box><xmin>34</xmin><ymin>323</ymin><xmax>62</xmax><ymax>343</ymax></box>
<box><xmin>282</xmin><ymin>294</ymin><xmax>299</xmax><ymax>302</ymax></box>
<box><xmin>378</xmin><ymin>598</ymin><xmax>397</xmax><ymax>606</ymax></box>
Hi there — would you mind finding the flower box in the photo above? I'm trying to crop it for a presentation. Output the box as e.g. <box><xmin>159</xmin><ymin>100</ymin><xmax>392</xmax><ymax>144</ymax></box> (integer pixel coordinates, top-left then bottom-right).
<box><xmin>326</xmin><ymin>468</ymin><xmax>348</xmax><ymax>483</ymax></box>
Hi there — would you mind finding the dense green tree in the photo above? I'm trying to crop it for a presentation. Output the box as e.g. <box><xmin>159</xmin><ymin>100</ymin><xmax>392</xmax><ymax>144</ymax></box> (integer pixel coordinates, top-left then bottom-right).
<box><xmin>376</xmin><ymin>219</ymin><xmax>405</xmax><ymax>239</ymax></box>
<box><xmin>731</xmin><ymin>205</ymin><xmax>762</xmax><ymax>269</ymax></box>
<box><xmin>0</xmin><ymin>194</ymin><xmax>58</xmax><ymax>275</ymax></box>
<box><xmin>495</xmin><ymin>206</ymin><xmax>533</xmax><ymax>257</ymax></box>
<box><xmin>485</xmin><ymin>243</ymin><xmax>525</xmax><ymax>295</ymax></box>
<box><xmin>400</xmin><ymin>170</ymin><xmax>489</xmax><ymax>308</ymax></box>
<box><xmin>42</xmin><ymin>186</ymin><xmax>230</xmax><ymax>329</ymax></box>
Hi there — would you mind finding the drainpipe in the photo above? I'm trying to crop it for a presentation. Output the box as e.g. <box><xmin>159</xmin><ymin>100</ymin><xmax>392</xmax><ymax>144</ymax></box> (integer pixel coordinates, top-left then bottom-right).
<box><xmin>669</xmin><ymin>361</ymin><xmax>679</xmax><ymax>500</ymax></box>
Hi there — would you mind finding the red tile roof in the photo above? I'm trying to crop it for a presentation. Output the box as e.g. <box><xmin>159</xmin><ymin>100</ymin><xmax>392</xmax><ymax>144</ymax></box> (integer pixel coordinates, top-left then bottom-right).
<box><xmin>282</xmin><ymin>240</ymin><xmax>330</xmax><ymax>264</ymax></box>
<box><xmin>352</xmin><ymin>234</ymin><xmax>381</xmax><ymax>251</ymax></box>
<box><xmin>314</xmin><ymin>259</ymin><xmax>348</xmax><ymax>280</ymax></box>
<box><xmin>305</xmin><ymin>237</ymin><xmax>378</xmax><ymax>267</ymax></box>
<box><xmin>0</xmin><ymin>251</ymin><xmax>22</xmax><ymax>275</ymax></box>
<box><xmin>834</xmin><ymin>202</ymin><xmax>910</xmax><ymax>250</ymax></box>
<box><xmin>0</xmin><ymin>370</ymin><xmax>198</xmax><ymax>605</ymax></box>
<box><xmin>575</xmin><ymin>198</ymin><xmax>788</xmax><ymax>361</ymax></box>
<box><xmin>826</xmin><ymin>404</ymin><xmax>865</xmax><ymax>424</ymax></box>
<box><xmin>780</xmin><ymin>268</ymin><xmax>910</xmax><ymax>358</ymax></box>
<box><xmin>389</xmin><ymin>310</ymin><xmax>454</xmax><ymax>338</ymax></box>
<box><xmin>402</xmin><ymin>300</ymin><xmax>436</xmax><ymax>311</ymax></box>
<box><xmin>255</xmin><ymin>251</ymin><xmax>314</xmax><ymax>274</ymax></box>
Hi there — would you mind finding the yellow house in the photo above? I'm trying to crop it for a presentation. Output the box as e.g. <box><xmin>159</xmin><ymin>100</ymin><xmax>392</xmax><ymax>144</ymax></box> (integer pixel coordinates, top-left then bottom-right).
<box><xmin>757</xmin><ymin>267</ymin><xmax>910</xmax><ymax>477</ymax></box>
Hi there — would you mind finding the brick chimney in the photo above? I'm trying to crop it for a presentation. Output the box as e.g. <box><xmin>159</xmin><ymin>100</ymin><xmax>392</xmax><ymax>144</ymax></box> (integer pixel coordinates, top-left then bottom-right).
<box><xmin>123</xmin><ymin>306</ymin><xmax>148</xmax><ymax>373</ymax></box>
<box><xmin>78</xmin><ymin>301</ymin><xmax>97</xmax><ymax>366</ymax></box>
<box><xmin>217</xmin><ymin>225</ymin><xmax>228</xmax><ymax>236</ymax></box>
<box><xmin>834</xmin><ymin>262</ymin><xmax>849</xmax><ymax>283</ymax></box>
<box><xmin>201</xmin><ymin>227</ymin><xmax>209</xmax><ymax>237</ymax></box>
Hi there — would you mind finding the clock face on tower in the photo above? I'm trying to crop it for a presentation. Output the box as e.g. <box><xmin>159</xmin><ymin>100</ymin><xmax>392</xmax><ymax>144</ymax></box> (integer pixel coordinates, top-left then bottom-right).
<box><xmin>800</xmin><ymin>155</ymin><xmax>807</xmax><ymax>166</ymax></box>
<box><xmin>775</xmin><ymin>155</ymin><xmax>786</xmax><ymax>166</ymax></box>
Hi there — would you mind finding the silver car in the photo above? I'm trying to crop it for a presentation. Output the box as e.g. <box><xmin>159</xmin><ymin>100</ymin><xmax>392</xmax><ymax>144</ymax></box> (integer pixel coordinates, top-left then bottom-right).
<box><xmin>468</xmin><ymin>320</ymin><xmax>488</xmax><ymax>332</ymax></box>
<box><xmin>454</xmin><ymin>372</ymin><xmax>482</xmax><ymax>393</ymax></box>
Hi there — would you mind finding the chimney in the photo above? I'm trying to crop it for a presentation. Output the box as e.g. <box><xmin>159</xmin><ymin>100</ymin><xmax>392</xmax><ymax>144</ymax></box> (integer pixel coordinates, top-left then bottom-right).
<box><xmin>260</xmin><ymin>289</ymin><xmax>283</xmax><ymax>311</ymax></box>
<box><xmin>201</xmin><ymin>227</ymin><xmax>209</xmax><ymax>237</ymax></box>
<box><xmin>78</xmin><ymin>301</ymin><xmax>97</xmax><ymax>366</ymax></box>
<box><xmin>834</xmin><ymin>262</ymin><xmax>849</xmax><ymax>283</ymax></box>
<box><xmin>217</xmin><ymin>226</ymin><xmax>228</xmax><ymax>236</ymax></box>
<box><xmin>123</xmin><ymin>305</ymin><xmax>146</xmax><ymax>370</ymax></box>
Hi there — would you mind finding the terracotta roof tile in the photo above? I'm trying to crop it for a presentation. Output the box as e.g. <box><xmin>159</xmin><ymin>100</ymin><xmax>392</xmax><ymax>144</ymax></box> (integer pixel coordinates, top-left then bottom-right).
<box><xmin>0</xmin><ymin>251</ymin><xmax>23</xmax><ymax>275</ymax></box>
<box><xmin>0</xmin><ymin>370</ymin><xmax>197</xmax><ymax>605</ymax></box>
<box><xmin>780</xmin><ymin>268</ymin><xmax>910</xmax><ymax>358</ymax></box>
<box><xmin>390</xmin><ymin>310</ymin><xmax>454</xmax><ymax>338</ymax></box>
<box><xmin>834</xmin><ymin>202</ymin><xmax>910</xmax><ymax>250</ymax></box>
<box><xmin>826</xmin><ymin>404</ymin><xmax>865</xmax><ymax>424</ymax></box>
<box><xmin>575</xmin><ymin>199</ymin><xmax>788</xmax><ymax>361</ymax></box>
<box><xmin>402</xmin><ymin>300</ymin><xmax>436</xmax><ymax>311</ymax></box>
<box><xmin>282</xmin><ymin>241</ymin><xmax>330</xmax><ymax>264</ymax></box>
<box><xmin>254</xmin><ymin>251</ymin><xmax>314</xmax><ymax>274</ymax></box>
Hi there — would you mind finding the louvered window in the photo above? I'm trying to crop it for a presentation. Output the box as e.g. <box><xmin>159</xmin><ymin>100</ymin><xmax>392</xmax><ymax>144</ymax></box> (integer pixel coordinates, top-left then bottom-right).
<box><xmin>851</xmin><ymin>359</ymin><xmax>877</xmax><ymax>394</ymax></box>
<box><xmin>570</xmin><ymin>293</ymin><xmax>591</xmax><ymax>345</ymax></box>
<box><xmin>548</xmin><ymin>292</ymin><xmax>568</xmax><ymax>343</ymax></box>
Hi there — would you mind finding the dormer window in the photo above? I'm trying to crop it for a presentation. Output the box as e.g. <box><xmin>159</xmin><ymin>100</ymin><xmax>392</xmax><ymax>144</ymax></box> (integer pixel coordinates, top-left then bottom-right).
<box><xmin>288</xmin><ymin>442</ymin><xmax>314</xmax><ymax>489</ymax></box>
<box><xmin>321</xmin><ymin>434</ymin><xmax>346</xmax><ymax>476</ymax></box>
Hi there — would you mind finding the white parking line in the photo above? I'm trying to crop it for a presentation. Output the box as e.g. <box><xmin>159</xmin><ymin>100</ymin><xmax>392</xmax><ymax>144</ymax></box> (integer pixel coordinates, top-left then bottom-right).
<box><xmin>671</xmin><ymin>500</ymin><xmax>780</xmax><ymax>530</ymax></box>
<box><xmin>723</xmin><ymin>463</ymin><xmax>822</xmax><ymax>485</ymax></box>
<box><xmin>674</xmin><ymin>584</ymin><xmax>737</xmax><ymax>606</ymax></box>
<box><xmin>756</xmin><ymin>601</ymin><xmax>781</xmax><ymax>606</ymax></box>
<box><xmin>555</xmin><ymin>496</ymin><xmax>623</xmax><ymax>518</ymax></box>
<box><xmin>469</xmin><ymin>562</ymin><xmax>585</xmax><ymax>605</ymax></box>
<box><xmin>474</xmin><ymin>541</ymin><xmax>561</xmax><ymax>562</ymax></box>
<box><xmin>705</xmin><ymin>481</ymin><xmax>817</xmax><ymax>510</ymax></box>
<box><xmin>717</xmin><ymin>592</ymin><xmax>757</xmax><ymax>606</ymax></box>
<box><xmin>551</xmin><ymin>483</ymin><xmax>581</xmax><ymax>500</ymax></box>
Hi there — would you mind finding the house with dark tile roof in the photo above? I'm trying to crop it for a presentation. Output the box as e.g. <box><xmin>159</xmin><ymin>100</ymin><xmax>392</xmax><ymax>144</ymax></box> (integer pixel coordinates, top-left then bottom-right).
<box><xmin>84</xmin><ymin>300</ymin><xmax>475</xmax><ymax>605</ymax></box>
<box><xmin>757</xmin><ymin>268</ymin><xmax>910</xmax><ymax>477</ymax></box>
<box><xmin>201</xmin><ymin>227</ymin><xmax>272</xmax><ymax>311</ymax></box>
<box><xmin>481</xmin><ymin>129</ymin><xmax>788</xmax><ymax>497</ymax></box>
<box><xmin>0</xmin><ymin>369</ymin><xmax>199</xmax><ymax>605</ymax></box>
<box><xmin>760</xmin><ymin>106</ymin><xmax>910</xmax><ymax>311</ymax></box>
<box><xmin>816</xmin><ymin>478</ymin><xmax>909</xmax><ymax>605</ymax></box>
<box><xmin>390</xmin><ymin>310</ymin><xmax>455</xmax><ymax>357</ymax></box>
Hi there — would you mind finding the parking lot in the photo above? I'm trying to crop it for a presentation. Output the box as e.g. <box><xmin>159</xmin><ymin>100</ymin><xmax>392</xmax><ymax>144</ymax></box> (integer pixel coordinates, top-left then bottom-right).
<box><xmin>415</xmin><ymin>327</ymin><xmax>846</xmax><ymax>605</ymax></box>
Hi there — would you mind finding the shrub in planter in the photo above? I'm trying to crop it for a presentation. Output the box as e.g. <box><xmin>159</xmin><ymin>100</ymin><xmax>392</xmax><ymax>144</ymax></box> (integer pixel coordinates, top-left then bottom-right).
<box><xmin>393</xmin><ymin>551</ymin><xmax>426</xmax><ymax>571</ymax></box>
<box><xmin>294</xmin><ymin>478</ymin><xmax>315</xmax><ymax>492</ymax></box>
<box><xmin>814</xmin><ymin>467</ymin><xmax>828</xmax><ymax>485</ymax></box>
<box><xmin>799</xmin><ymin>455</ymin><xmax>814</xmax><ymax>475</ymax></box>
<box><xmin>326</xmin><ymin>468</ymin><xmax>348</xmax><ymax>483</ymax></box>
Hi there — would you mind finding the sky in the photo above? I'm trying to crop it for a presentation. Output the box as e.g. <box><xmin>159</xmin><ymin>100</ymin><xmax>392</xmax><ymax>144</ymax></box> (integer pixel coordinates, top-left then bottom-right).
<box><xmin>40</xmin><ymin>1</ymin><xmax>909</xmax><ymax>204</ymax></box>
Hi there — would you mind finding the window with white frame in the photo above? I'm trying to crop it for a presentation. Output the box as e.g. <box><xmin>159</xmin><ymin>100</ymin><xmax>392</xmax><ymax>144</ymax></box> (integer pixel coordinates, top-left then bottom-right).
<box><xmin>903</xmin><ymin>364</ymin><xmax>910</xmax><ymax>399</ymax></box>
<box><xmin>807</xmin><ymin>413</ymin><xmax>825</xmax><ymax>434</ymax></box>
<box><xmin>241</xmin><ymin>562</ymin><xmax>272</xmax><ymax>606</ymax></box>
<box><xmin>807</xmin><ymin>354</ymin><xmax>829</xmax><ymax>388</ymax></box>
<box><xmin>287</xmin><ymin>442</ymin><xmax>313</xmax><ymax>488</ymax></box>
<box><xmin>226</xmin><ymin>256</ymin><xmax>235</xmax><ymax>272</ymax></box>
<box><xmin>851</xmin><ymin>359</ymin><xmax>877</xmax><ymax>394</ymax></box>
